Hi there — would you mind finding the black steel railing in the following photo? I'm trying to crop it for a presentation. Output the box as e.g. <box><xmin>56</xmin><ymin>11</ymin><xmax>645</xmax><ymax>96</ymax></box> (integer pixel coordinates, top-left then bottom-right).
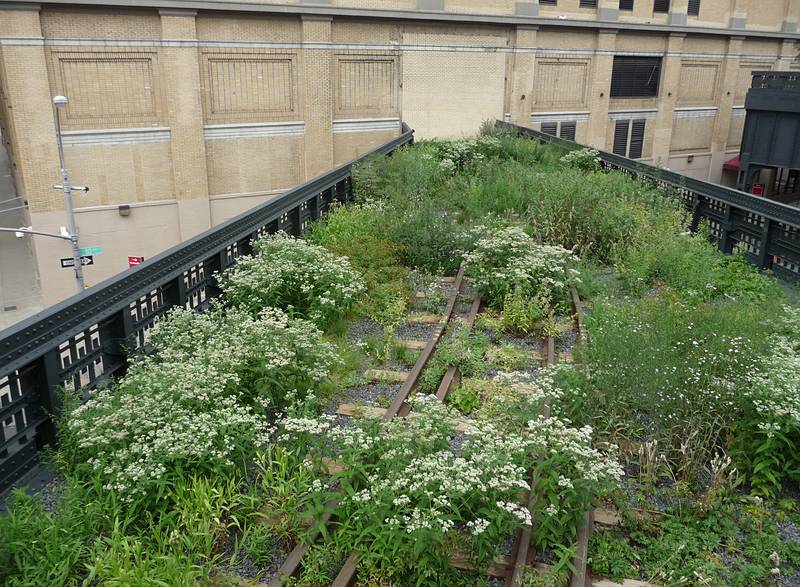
<box><xmin>497</xmin><ymin>120</ymin><xmax>800</xmax><ymax>281</ymax></box>
<box><xmin>0</xmin><ymin>125</ymin><xmax>414</xmax><ymax>494</ymax></box>
<box><xmin>751</xmin><ymin>71</ymin><xmax>800</xmax><ymax>91</ymax></box>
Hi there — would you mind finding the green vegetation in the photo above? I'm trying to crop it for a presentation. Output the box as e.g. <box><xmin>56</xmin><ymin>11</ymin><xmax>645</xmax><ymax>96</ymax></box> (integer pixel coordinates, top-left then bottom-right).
<box><xmin>2</xmin><ymin>125</ymin><xmax>798</xmax><ymax>586</ymax></box>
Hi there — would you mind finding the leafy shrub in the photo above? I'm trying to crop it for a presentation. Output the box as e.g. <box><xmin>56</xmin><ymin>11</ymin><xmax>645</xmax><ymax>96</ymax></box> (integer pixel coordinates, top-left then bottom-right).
<box><xmin>219</xmin><ymin>232</ymin><xmax>365</xmax><ymax>326</ymax></box>
<box><xmin>61</xmin><ymin>306</ymin><xmax>338</xmax><ymax>505</ymax></box>
<box><xmin>463</xmin><ymin>224</ymin><xmax>576</xmax><ymax>309</ymax></box>
<box><xmin>309</xmin><ymin>202</ymin><xmax>402</xmax><ymax>287</ymax></box>
<box><xmin>501</xmin><ymin>287</ymin><xmax>551</xmax><ymax>335</ymax></box>
<box><xmin>387</xmin><ymin>201</ymin><xmax>466</xmax><ymax>274</ymax></box>
<box><xmin>560</xmin><ymin>148</ymin><xmax>601</xmax><ymax>172</ymax></box>
<box><xmin>617</xmin><ymin>222</ymin><xmax>783</xmax><ymax>302</ymax></box>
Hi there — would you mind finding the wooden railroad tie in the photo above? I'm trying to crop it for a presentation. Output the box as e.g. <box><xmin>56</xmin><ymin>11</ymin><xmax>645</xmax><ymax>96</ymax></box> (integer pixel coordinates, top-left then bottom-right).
<box><xmin>363</xmin><ymin>369</ymin><xmax>409</xmax><ymax>383</ymax></box>
<box><xmin>336</xmin><ymin>403</ymin><xmax>471</xmax><ymax>433</ymax></box>
<box><xmin>396</xmin><ymin>339</ymin><xmax>427</xmax><ymax>350</ymax></box>
<box><xmin>407</xmin><ymin>313</ymin><xmax>442</xmax><ymax>324</ymax></box>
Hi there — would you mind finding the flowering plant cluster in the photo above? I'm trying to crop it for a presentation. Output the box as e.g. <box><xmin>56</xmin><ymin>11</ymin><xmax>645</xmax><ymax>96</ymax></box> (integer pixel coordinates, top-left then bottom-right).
<box><xmin>426</xmin><ymin>136</ymin><xmax>503</xmax><ymax>174</ymax></box>
<box><xmin>61</xmin><ymin>304</ymin><xmax>338</xmax><ymax>505</ymax></box>
<box><xmin>560</xmin><ymin>148</ymin><xmax>602</xmax><ymax>172</ymax></box>
<box><xmin>218</xmin><ymin>232</ymin><xmax>365</xmax><ymax>325</ymax></box>
<box><xmin>278</xmin><ymin>395</ymin><xmax>621</xmax><ymax>581</ymax></box>
<box><xmin>463</xmin><ymin>224</ymin><xmax>577</xmax><ymax>309</ymax></box>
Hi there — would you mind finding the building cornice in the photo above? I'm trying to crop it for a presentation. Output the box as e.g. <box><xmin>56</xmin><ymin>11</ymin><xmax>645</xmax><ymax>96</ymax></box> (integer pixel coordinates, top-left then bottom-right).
<box><xmin>2</xmin><ymin>0</ymin><xmax>799</xmax><ymax>41</ymax></box>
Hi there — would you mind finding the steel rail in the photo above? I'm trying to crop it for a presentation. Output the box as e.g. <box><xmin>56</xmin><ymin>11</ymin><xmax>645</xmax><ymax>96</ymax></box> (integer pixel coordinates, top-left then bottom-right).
<box><xmin>507</xmin><ymin>280</ymin><xmax>583</xmax><ymax>587</ymax></box>
<box><xmin>270</xmin><ymin>266</ymin><xmax>468</xmax><ymax>586</ymax></box>
<box><xmin>331</xmin><ymin>281</ymin><xmax>482</xmax><ymax>586</ymax></box>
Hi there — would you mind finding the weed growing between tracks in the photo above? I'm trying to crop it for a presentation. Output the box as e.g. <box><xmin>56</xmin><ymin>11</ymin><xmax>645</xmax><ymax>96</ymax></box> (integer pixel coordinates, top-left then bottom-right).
<box><xmin>2</xmin><ymin>128</ymin><xmax>800</xmax><ymax>586</ymax></box>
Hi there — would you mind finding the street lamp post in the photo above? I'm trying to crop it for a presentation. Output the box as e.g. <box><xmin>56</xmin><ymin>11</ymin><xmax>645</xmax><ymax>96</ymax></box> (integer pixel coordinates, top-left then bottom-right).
<box><xmin>51</xmin><ymin>95</ymin><xmax>85</xmax><ymax>293</ymax></box>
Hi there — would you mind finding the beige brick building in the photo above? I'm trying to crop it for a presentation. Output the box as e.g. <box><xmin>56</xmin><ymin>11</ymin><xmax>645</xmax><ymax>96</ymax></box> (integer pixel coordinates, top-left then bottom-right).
<box><xmin>0</xmin><ymin>0</ymin><xmax>798</xmax><ymax>305</ymax></box>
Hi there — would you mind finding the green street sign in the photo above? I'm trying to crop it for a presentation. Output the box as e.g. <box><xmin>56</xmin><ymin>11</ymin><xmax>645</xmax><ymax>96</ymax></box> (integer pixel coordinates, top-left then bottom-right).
<box><xmin>79</xmin><ymin>246</ymin><xmax>103</xmax><ymax>255</ymax></box>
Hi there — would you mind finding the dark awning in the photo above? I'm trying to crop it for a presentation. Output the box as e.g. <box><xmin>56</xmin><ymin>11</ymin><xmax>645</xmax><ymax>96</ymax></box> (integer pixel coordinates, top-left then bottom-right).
<box><xmin>723</xmin><ymin>155</ymin><xmax>740</xmax><ymax>171</ymax></box>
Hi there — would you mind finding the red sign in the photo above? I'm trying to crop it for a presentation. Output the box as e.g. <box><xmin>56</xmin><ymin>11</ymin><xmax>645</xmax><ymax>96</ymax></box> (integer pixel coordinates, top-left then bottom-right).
<box><xmin>128</xmin><ymin>256</ymin><xmax>144</xmax><ymax>268</ymax></box>
<box><xmin>752</xmin><ymin>183</ymin><xmax>764</xmax><ymax>196</ymax></box>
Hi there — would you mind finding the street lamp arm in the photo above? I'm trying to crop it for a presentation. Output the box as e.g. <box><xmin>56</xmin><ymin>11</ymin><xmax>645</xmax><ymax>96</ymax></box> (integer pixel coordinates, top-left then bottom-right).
<box><xmin>0</xmin><ymin>227</ymin><xmax>72</xmax><ymax>241</ymax></box>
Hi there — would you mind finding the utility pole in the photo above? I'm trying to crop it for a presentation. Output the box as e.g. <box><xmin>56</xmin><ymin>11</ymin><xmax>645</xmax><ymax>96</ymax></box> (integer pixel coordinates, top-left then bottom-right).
<box><xmin>51</xmin><ymin>95</ymin><xmax>88</xmax><ymax>293</ymax></box>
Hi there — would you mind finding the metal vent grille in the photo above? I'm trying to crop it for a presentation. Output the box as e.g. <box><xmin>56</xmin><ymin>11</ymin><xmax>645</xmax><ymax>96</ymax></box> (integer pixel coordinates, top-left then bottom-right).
<box><xmin>610</xmin><ymin>56</ymin><xmax>662</xmax><ymax>98</ymax></box>
<box><xmin>541</xmin><ymin>122</ymin><xmax>558</xmax><ymax>136</ymax></box>
<box><xmin>579</xmin><ymin>0</ymin><xmax>598</xmax><ymax>7</ymax></box>
<box><xmin>613</xmin><ymin>120</ymin><xmax>630</xmax><ymax>156</ymax></box>
<box><xmin>559</xmin><ymin>122</ymin><xmax>577</xmax><ymax>141</ymax></box>
<box><xmin>653</xmin><ymin>0</ymin><xmax>669</xmax><ymax>12</ymax></box>
<box><xmin>540</xmin><ymin>0</ymin><xmax>557</xmax><ymax>4</ymax></box>
<box><xmin>687</xmin><ymin>0</ymin><xmax>700</xmax><ymax>15</ymax></box>
<box><xmin>619</xmin><ymin>0</ymin><xmax>634</xmax><ymax>9</ymax></box>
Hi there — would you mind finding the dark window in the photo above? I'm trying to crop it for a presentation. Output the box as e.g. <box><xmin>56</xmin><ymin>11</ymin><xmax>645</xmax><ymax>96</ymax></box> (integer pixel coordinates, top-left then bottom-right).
<box><xmin>687</xmin><ymin>0</ymin><xmax>700</xmax><ymax>15</ymax></box>
<box><xmin>629</xmin><ymin>119</ymin><xmax>645</xmax><ymax>158</ymax></box>
<box><xmin>559</xmin><ymin>122</ymin><xmax>577</xmax><ymax>141</ymax></box>
<box><xmin>612</xmin><ymin>119</ymin><xmax>646</xmax><ymax>158</ymax></box>
<box><xmin>619</xmin><ymin>0</ymin><xmax>634</xmax><ymax>9</ymax></box>
<box><xmin>612</xmin><ymin>120</ymin><xmax>630</xmax><ymax>156</ymax></box>
<box><xmin>540</xmin><ymin>0</ymin><xmax>557</xmax><ymax>4</ymax></box>
<box><xmin>579</xmin><ymin>0</ymin><xmax>597</xmax><ymax>7</ymax></box>
<box><xmin>653</xmin><ymin>0</ymin><xmax>669</xmax><ymax>12</ymax></box>
<box><xmin>610</xmin><ymin>56</ymin><xmax>662</xmax><ymax>98</ymax></box>
<box><xmin>541</xmin><ymin>122</ymin><xmax>558</xmax><ymax>136</ymax></box>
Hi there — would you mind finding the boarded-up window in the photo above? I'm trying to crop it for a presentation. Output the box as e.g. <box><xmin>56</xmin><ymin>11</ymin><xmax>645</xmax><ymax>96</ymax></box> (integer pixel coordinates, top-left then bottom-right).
<box><xmin>611</xmin><ymin>57</ymin><xmax>662</xmax><ymax>98</ymax></box>
<box><xmin>207</xmin><ymin>56</ymin><xmax>294</xmax><ymax>115</ymax></box>
<box><xmin>533</xmin><ymin>60</ymin><xmax>589</xmax><ymax>108</ymax></box>
<box><xmin>671</xmin><ymin>115</ymin><xmax>714</xmax><ymax>151</ymax></box>
<box><xmin>677</xmin><ymin>63</ymin><xmax>719</xmax><ymax>105</ymax></box>
<box><xmin>336</xmin><ymin>57</ymin><xmax>397</xmax><ymax>114</ymax></box>
<box><xmin>53</xmin><ymin>53</ymin><xmax>159</xmax><ymax>126</ymax></box>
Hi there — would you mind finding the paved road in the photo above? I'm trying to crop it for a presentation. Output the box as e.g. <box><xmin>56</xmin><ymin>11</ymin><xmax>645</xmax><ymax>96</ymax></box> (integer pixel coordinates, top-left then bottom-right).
<box><xmin>0</xmin><ymin>138</ymin><xmax>43</xmax><ymax>331</ymax></box>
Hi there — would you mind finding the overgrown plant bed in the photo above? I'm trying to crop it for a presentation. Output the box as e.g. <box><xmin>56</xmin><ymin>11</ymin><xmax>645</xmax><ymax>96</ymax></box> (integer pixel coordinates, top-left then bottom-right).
<box><xmin>2</xmin><ymin>127</ymin><xmax>799</xmax><ymax>587</ymax></box>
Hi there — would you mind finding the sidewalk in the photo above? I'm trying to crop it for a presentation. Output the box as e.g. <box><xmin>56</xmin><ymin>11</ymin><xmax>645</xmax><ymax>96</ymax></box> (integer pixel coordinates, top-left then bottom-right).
<box><xmin>0</xmin><ymin>140</ymin><xmax>43</xmax><ymax>331</ymax></box>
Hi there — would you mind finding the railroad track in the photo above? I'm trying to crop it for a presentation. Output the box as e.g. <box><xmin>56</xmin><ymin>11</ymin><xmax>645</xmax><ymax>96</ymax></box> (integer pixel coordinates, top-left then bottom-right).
<box><xmin>268</xmin><ymin>268</ymin><xmax>592</xmax><ymax>587</ymax></box>
<box><xmin>268</xmin><ymin>266</ymin><xmax>473</xmax><ymax>586</ymax></box>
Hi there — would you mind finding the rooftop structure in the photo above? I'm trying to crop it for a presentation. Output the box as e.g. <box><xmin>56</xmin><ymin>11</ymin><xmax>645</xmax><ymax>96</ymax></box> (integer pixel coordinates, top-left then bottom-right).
<box><xmin>735</xmin><ymin>70</ymin><xmax>800</xmax><ymax>204</ymax></box>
